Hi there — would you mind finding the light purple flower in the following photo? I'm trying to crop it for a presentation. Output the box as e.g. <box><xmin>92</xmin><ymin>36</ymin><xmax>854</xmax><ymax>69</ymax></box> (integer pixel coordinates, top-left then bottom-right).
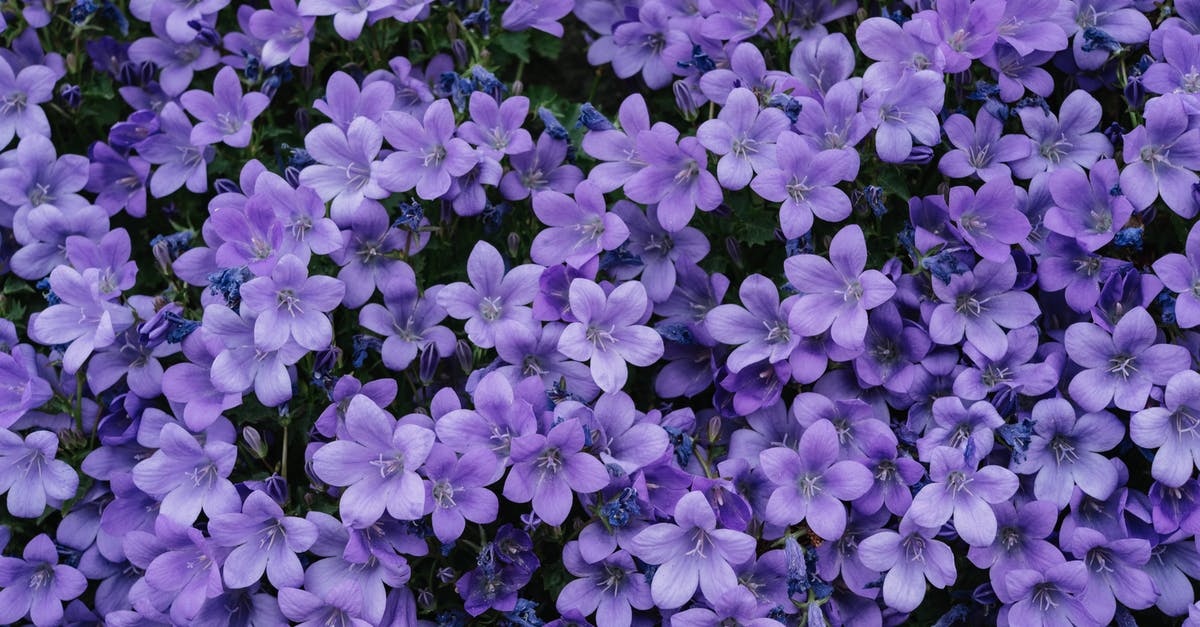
<box><xmin>502</xmin><ymin>0</ymin><xmax>574</xmax><ymax>36</ymax></box>
<box><xmin>457</xmin><ymin>92</ymin><xmax>534</xmax><ymax>158</ymax></box>
<box><xmin>0</xmin><ymin>534</ymin><xmax>86</xmax><ymax>626</ymax></box>
<box><xmin>557</xmin><ymin>279</ymin><xmax>663</xmax><ymax>393</ymax></box>
<box><xmin>203</xmin><ymin>303</ymin><xmax>307</xmax><ymax>408</ymax></box>
<box><xmin>624</xmin><ymin>131</ymin><xmax>722</xmax><ymax>232</ymax></box>
<box><xmin>1132</xmin><ymin>370</ymin><xmax>1200</xmax><ymax>487</ymax></box>
<box><xmin>132</xmin><ymin>422</ymin><xmax>239</xmax><ymax>525</ymax></box>
<box><xmin>209</xmin><ymin>490</ymin><xmax>318</xmax><ymax>589</ymax></box>
<box><xmin>238</xmin><ymin>253</ymin><xmax>345</xmax><ymax>351</ymax></box>
<box><xmin>500</xmin><ymin>132</ymin><xmax>583</xmax><ymax>201</ymax></box>
<box><xmin>298</xmin><ymin>0</ymin><xmax>394</xmax><ymax>39</ymax></box>
<box><xmin>1120</xmin><ymin>93</ymin><xmax>1200</xmax><ymax>218</ymax></box>
<box><xmin>907</xmin><ymin>446</ymin><xmax>1019</xmax><ymax>546</ymax></box>
<box><xmin>530</xmin><ymin>180</ymin><xmax>629</xmax><ymax>269</ymax></box>
<box><xmin>938</xmin><ymin>110</ymin><xmax>1032</xmax><ymax>180</ymax></box>
<box><xmin>0</xmin><ymin>56</ymin><xmax>56</xmax><ymax>147</ymax></box>
<box><xmin>359</xmin><ymin>278</ymin><xmax>455</xmax><ymax>371</ymax></box>
<box><xmin>1016</xmin><ymin>398</ymin><xmax>1124</xmax><ymax>506</ymax></box>
<box><xmin>1012</xmin><ymin>89</ymin><xmax>1111</xmax><ymax>178</ymax></box>
<box><xmin>503</xmin><ymin>418</ymin><xmax>609</xmax><ymax>526</ymax></box>
<box><xmin>610</xmin><ymin>2</ymin><xmax>691</xmax><ymax>89</ymax></box>
<box><xmin>705</xmin><ymin>274</ymin><xmax>798</xmax><ymax>372</ymax></box>
<box><xmin>857</xmin><ymin>516</ymin><xmax>956</xmax><ymax>613</ymax></box>
<box><xmin>946</xmin><ymin>176</ymin><xmax>1032</xmax><ymax>262</ymax></box>
<box><xmin>556</xmin><ymin>543</ymin><xmax>651</xmax><ymax>627</ymax></box>
<box><xmin>298</xmin><ymin>118</ymin><xmax>388</xmax><ymax>221</ymax></box>
<box><xmin>249</xmin><ymin>0</ymin><xmax>315</xmax><ymax>68</ymax></box>
<box><xmin>1004</xmin><ymin>562</ymin><xmax>1096</xmax><ymax>625</ymax></box>
<box><xmin>628</xmin><ymin>491</ymin><xmax>757</xmax><ymax>609</ymax></box>
<box><xmin>784</xmin><ymin>224</ymin><xmax>896</xmax><ymax>350</ymax></box>
<box><xmin>29</xmin><ymin>266</ymin><xmax>134</xmax><ymax>373</ymax></box>
<box><xmin>862</xmin><ymin>70</ymin><xmax>945</xmax><ymax>163</ymax></box>
<box><xmin>696</xmin><ymin>87</ymin><xmax>789</xmax><ymax>190</ymax></box>
<box><xmin>0</xmin><ymin>429</ymin><xmax>78</xmax><ymax>518</ymax></box>
<box><xmin>311</xmin><ymin>395</ymin><xmax>435</xmax><ymax>525</ymax></box>
<box><xmin>436</xmin><ymin>240</ymin><xmax>543</xmax><ymax>349</ymax></box>
<box><xmin>136</xmin><ymin>102</ymin><xmax>216</xmax><ymax>198</ymax></box>
<box><xmin>1153</xmin><ymin>221</ymin><xmax>1200</xmax><ymax>328</ymax></box>
<box><xmin>929</xmin><ymin>256</ymin><xmax>1041</xmax><ymax>361</ymax></box>
<box><xmin>379</xmin><ymin>99</ymin><xmax>476</xmax><ymax>200</ymax></box>
<box><xmin>181</xmin><ymin>66</ymin><xmax>270</xmax><ymax>148</ymax></box>
<box><xmin>759</xmin><ymin>419</ymin><xmax>873</xmax><ymax>540</ymax></box>
<box><xmin>423</xmin><ymin>444</ymin><xmax>500</xmax><ymax>543</ymax></box>
<box><xmin>1065</xmin><ymin>306</ymin><xmax>1191</xmax><ymax>412</ymax></box>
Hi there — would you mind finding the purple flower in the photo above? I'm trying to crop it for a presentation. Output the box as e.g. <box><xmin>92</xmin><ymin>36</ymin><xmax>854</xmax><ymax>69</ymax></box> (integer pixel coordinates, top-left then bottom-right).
<box><xmin>135</xmin><ymin>102</ymin><xmax>215</xmax><ymax>197</ymax></box>
<box><xmin>1004</xmin><ymin>562</ymin><xmax>1095</xmax><ymax>624</ymax></box>
<box><xmin>1065</xmin><ymin>306</ymin><xmax>1191</xmax><ymax>412</ymax></box>
<box><xmin>457</xmin><ymin>92</ymin><xmax>534</xmax><ymax>158</ymax></box>
<box><xmin>1132</xmin><ymin>370</ymin><xmax>1200</xmax><ymax>486</ymax></box>
<box><xmin>862</xmin><ymin>70</ymin><xmax>945</xmax><ymax>163</ymax></box>
<box><xmin>913</xmin><ymin>0</ymin><xmax>1005</xmax><ymax>72</ymax></box>
<box><xmin>1154</xmin><ymin>222</ymin><xmax>1200</xmax><ymax>328</ymax></box>
<box><xmin>209</xmin><ymin>490</ymin><xmax>318</xmax><ymax>589</ymax></box>
<box><xmin>1065</xmin><ymin>527</ymin><xmax>1157</xmax><ymax>623</ymax></box>
<box><xmin>583</xmin><ymin>94</ymin><xmax>654</xmax><ymax>192</ymax></box>
<box><xmin>1044</xmin><ymin>161</ymin><xmax>1132</xmax><ymax>252</ymax></box>
<box><xmin>784</xmin><ymin>224</ymin><xmax>896</xmax><ymax>350</ymax></box>
<box><xmin>298</xmin><ymin>0</ymin><xmax>393</xmax><ymax>39</ymax></box>
<box><xmin>705</xmin><ymin>274</ymin><xmax>798</xmax><ymax>372</ymax></box>
<box><xmin>500</xmin><ymin>132</ymin><xmax>583</xmax><ymax>201</ymax></box>
<box><xmin>759</xmin><ymin>419</ymin><xmax>873</xmax><ymax>539</ymax></box>
<box><xmin>311</xmin><ymin>395</ymin><xmax>435</xmax><ymax>525</ymax></box>
<box><xmin>556</xmin><ymin>543</ymin><xmax>651</xmax><ymax>627</ymax></box>
<box><xmin>530</xmin><ymin>181</ymin><xmax>629</xmax><ymax>269</ymax></box>
<box><xmin>929</xmin><ymin>256</ymin><xmax>1040</xmax><ymax>360</ymax></box>
<box><xmin>1068</xmin><ymin>0</ymin><xmax>1152</xmax><ymax>70</ymax></box>
<box><xmin>181</xmin><ymin>66</ymin><xmax>270</xmax><ymax>148</ymax></box>
<box><xmin>624</xmin><ymin>131</ymin><xmax>722</xmax><ymax>232</ymax></box>
<box><xmin>0</xmin><ymin>56</ymin><xmax>56</xmax><ymax>147</ymax></box>
<box><xmin>359</xmin><ymin>277</ymin><xmax>455</xmax><ymax>371</ymax></box>
<box><xmin>857</xmin><ymin>515</ymin><xmax>956</xmax><ymax>613</ymax></box>
<box><xmin>203</xmin><ymin>303</ymin><xmax>306</xmax><ymax>408</ymax></box>
<box><xmin>0</xmin><ymin>429</ymin><xmax>78</xmax><ymax>518</ymax></box>
<box><xmin>423</xmin><ymin>444</ymin><xmax>500</xmax><ymax>542</ymax></box>
<box><xmin>249</xmin><ymin>0</ymin><xmax>315</xmax><ymax>67</ymax></box>
<box><xmin>298</xmin><ymin>118</ymin><xmax>388</xmax><ymax>221</ymax></box>
<box><xmin>502</xmin><ymin>0</ymin><xmax>574</xmax><ymax>36</ymax></box>
<box><xmin>329</xmin><ymin>200</ymin><xmax>414</xmax><ymax>308</ymax></box>
<box><xmin>558</xmin><ymin>279</ymin><xmax>663</xmax><ymax>393</ymax></box>
<box><xmin>916</xmin><ymin>397</ymin><xmax>1005</xmax><ymax>460</ymax></box>
<box><xmin>908</xmin><ymin>446</ymin><xmax>1018</xmax><ymax>546</ymax></box>
<box><xmin>938</xmin><ymin>110</ymin><xmax>1032</xmax><ymax>180</ymax></box>
<box><xmin>669</xmin><ymin>585</ymin><xmax>779</xmax><ymax>626</ymax></box>
<box><xmin>1012</xmin><ymin>89</ymin><xmax>1111</xmax><ymax>178</ymax></box>
<box><xmin>279</xmin><ymin>583</ymin><xmax>372</xmax><ymax>627</ymax></box>
<box><xmin>238</xmin><ymin>253</ymin><xmax>345</xmax><ymax>351</ymax></box>
<box><xmin>629</xmin><ymin>491</ymin><xmax>756</xmax><ymax>609</ymax></box>
<box><xmin>610</xmin><ymin>2</ymin><xmax>691</xmax><ymax>89</ymax></box>
<box><xmin>966</xmin><ymin>500</ymin><xmax>1064</xmax><ymax>602</ymax></box>
<box><xmin>132</xmin><ymin>422</ymin><xmax>239</xmax><ymax>524</ymax></box>
<box><xmin>750</xmin><ymin>130</ymin><xmax>857</xmax><ymax>238</ymax></box>
<box><xmin>0</xmin><ymin>534</ymin><xmax>86</xmax><ymax>626</ymax></box>
<box><xmin>855</xmin><ymin>17</ymin><xmax>947</xmax><ymax>83</ymax></box>
<box><xmin>696</xmin><ymin>87</ymin><xmax>790</xmax><ymax>190</ymax></box>
<box><xmin>503</xmin><ymin>419</ymin><xmax>609</xmax><ymax>526</ymax></box>
<box><xmin>0</xmin><ymin>344</ymin><xmax>51</xmax><ymax>428</ymax></box>
<box><xmin>0</xmin><ymin>134</ymin><xmax>89</xmax><ymax>214</ymax></box>
<box><xmin>1121</xmin><ymin>94</ymin><xmax>1200</xmax><ymax>218</ymax></box>
<box><xmin>1016</xmin><ymin>398</ymin><xmax>1123</xmax><ymax>506</ymax></box>
<box><xmin>436</xmin><ymin>240</ymin><xmax>542</xmax><ymax>349</ymax></box>
<box><xmin>1037</xmin><ymin>234</ymin><xmax>1124</xmax><ymax>312</ymax></box>
<box><xmin>313</xmin><ymin>71</ymin><xmax>394</xmax><ymax>130</ymax></box>
<box><xmin>946</xmin><ymin>177</ymin><xmax>1032</xmax><ymax>262</ymax></box>
<box><xmin>86</xmin><ymin>142</ymin><xmax>151</xmax><ymax>218</ymax></box>
<box><xmin>612</xmin><ymin>201</ymin><xmax>711</xmax><ymax>302</ymax></box>
<box><xmin>29</xmin><ymin>265</ymin><xmax>134</xmax><ymax>373</ymax></box>
<box><xmin>379</xmin><ymin>99</ymin><xmax>476</xmax><ymax>200</ymax></box>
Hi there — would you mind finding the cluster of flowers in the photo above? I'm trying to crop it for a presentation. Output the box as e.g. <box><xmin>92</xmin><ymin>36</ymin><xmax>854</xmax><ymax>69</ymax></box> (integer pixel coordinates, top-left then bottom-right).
<box><xmin>2</xmin><ymin>0</ymin><xmax>1200</xmax><ymax>623</ymax></box>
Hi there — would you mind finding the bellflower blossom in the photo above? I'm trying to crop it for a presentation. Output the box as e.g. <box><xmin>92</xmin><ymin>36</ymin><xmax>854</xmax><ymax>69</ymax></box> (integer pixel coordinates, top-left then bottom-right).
<box><xmin>0</xmin><ymin>534</ymin><xmax>87</xmax><ymax>626</ymax></box>
<box><xmin>0</xmin><ymin>428</ymin><xmax>79</xmax><ymax>518</ymax></box>
<box><xmin>557</xmin><ymin>279</ymin><xmax>664</xmax><ymax>393</ymax></box>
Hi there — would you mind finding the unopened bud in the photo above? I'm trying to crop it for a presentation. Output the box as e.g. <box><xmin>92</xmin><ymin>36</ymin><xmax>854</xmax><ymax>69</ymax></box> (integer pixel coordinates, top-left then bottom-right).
<box><xmin>507</xmin><ymin>232</ymin><xmax>521</xmax><ymax>259</ymax></box>
<box><xmin>455</xmin><ymin>339</ymin><xmax>473</xmax><ymax>373</ymax></box>
<box><xmin>451</xmin><ymin>39</ymin><xmax>469</xmax><ymax>67</ymax></box>
<box><xmin>243</xmin><ymin>426</ymin><xmax>267</xmax><ymax>458</ymax></box>
<box><xmin>419</xmin><ymin>345</ymin><xmax>439</xmax><ymax>384</ymax></box>
<box><xmin>673</xmin><ymin>80</ymin><xmax>697</xmax><ymax>120</ymax></box>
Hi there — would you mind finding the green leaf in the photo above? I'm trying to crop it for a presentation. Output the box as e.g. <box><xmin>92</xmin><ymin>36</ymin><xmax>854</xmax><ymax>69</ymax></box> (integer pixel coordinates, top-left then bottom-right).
<box><xmin>493</xmin><ymin>30</ymin><xmax>532</xmax><ymax>64</ymax></box>
<box><xmin>531</xmin><ymin>33</ymin><xmax>562</xmax><ymax>60</ymax></box>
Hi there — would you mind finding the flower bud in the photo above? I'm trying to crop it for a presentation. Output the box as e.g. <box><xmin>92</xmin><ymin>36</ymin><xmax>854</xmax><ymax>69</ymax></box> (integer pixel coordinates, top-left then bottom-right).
<box><xmin>507</xmin><ymin>232</ymin><xmax>521</xmax><ymax>259</ymax></box>
<box><xmin>59</xmin><ymin>84</ymin><xmax>81</xmax><ymax>109</ymax></box>
<box><xmin>673</xmin><ymin>80</ymin><xmax>698</xmax><ymax>120</ymax></box>
<box><xmin>456</xmin><ymin>339</ymin><xmax>474</xmax><ymax>373</ymax></box>
<box><xmin>451</xmin><ymin>39</ymin><xmax>469</xmax><ymax>68</ymax></box>
<box><xmin>243</xmin><ymin>426</ymin><xmax>268</xmax><ymax>459</ymax></box>
<box><xmin>419</xmin><ymin>345</ymin><xmax>439</xmax><ymax>384</ymax></box>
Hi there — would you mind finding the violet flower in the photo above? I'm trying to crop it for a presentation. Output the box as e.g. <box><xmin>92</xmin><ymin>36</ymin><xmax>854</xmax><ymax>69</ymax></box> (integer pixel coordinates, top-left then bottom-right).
<box><xmin>1011</xmin><ymin>89</ymin><xmax>1111</xmax><ymax>178</ymax></box>
<box><xmin>556</xmin><ymin>543</ymin><xmax>651</xmax><ymax>627</ymax></box>
<box><xmin>696</xmin><ymin>87</ymin><xmax>790</xmax><ymax>190</ymax></box>
<box><xmin>624</xmin><ymin>131</ymin><xmax>722</xmax><ymax>232</ymax></box>
<box><xmin>938</xmin><ymin>109</ymin><xmax>1032</xmax><ymax>180</ymax></box>
<box><xmin>0</xmin><ymin>533</ymin><xmax>87</xmax><ymax>626</ymax></box>
<box><xmin>181</xmin><ymin>66</ymin><xmax>270</xmax><ymax>148</ymax></box>
<box><xmin>557</xmin><ymin>278</ymin><xmax>664</xmax><ymax>393</ymax></box>
<box><xmin>359</xmin><ymin>278</ymin><xmax>455</xmax><ymax>371</ymax></box>
<box><xmin>457</xmin><ymin>92</ymin><xmax>534</xmax><ymax>158</ymax></box>
<box><xmin>503</xmin><ymin>418</ymin><xmax>609</xmax><ymax>526</ymax></box>
<box><xmin>436</xmin><ymin>240</ymin><xmax>543</xmax><ymax>349</ymax></box>
<box><xmin>311</xmin><ymin>395</ymin><xmax>435</xmax><ymax>525</ymax></box>
<box><xmin>132</xmin><ymin>422</ymin><xmax>239</xmax><ymax>525</ymax></box>
<box><xmin>500</xmin><ymin>133</ymin><xmax>583</xmax><ymax>201</ymax></box>
<box><xmin>135</xmin><ymin>102</ymin><xmax>215</xmax><ymax>197</ymax></box>
<box><xmin>1004</xmin><ymin>562</ymin><xmax>1095</xmax><ymax>624</ymax></box>
<box><xmin>861</xmin><ymin>70</ymin><xmax>945</xmax><ymax>163</ymax></box>
<box><xmin>759</xmin><ymin>419</ymin><xmax>873</xmax><ymax>540</ymax></box>
<box><xmin>238</xmin><ymin>253</ymin><xmax>345</xmax><ymax>351</ymax></box>
<box><xmin>208</xmin><ymin>490</ymin><xmax>317</xmax><ymax>589</ymax></box>
<box><xmin>628</xmin><ymin>491</ymin><xmax>756</xmax><ymax>609</ymax></box>
<box><xmin>1045</xmin><ymin>159</ymin><xmax>1133</xmax><ymax>251</ymax></box>
<box><xmin>249</xmin><ymin>0</ymin><xmax>315</xmax><ymax>68</ymax></box>
<box><xmin>422</xmin><ymin>444</ymin><xmax>500</xmax><ymax>543</ymax></box>
<box><xmin>857</xmin><ymin>515</ymin><xmax>956</xmax><ymax>613</ymax></box>
<box><xmin>1153</xmin><ymin>221</ymin><xmax>1200</xmax><ymax>328</ymax></box>
<box><xmin>1016</xmin><ymin>397</ymin><xmax>1124</xmax><ymax>507</ymax></box>
<box><xmin>0</xmin><ymin>429</ymin><xmax>78</xmax><ymax>518</ymax></box>
<box><xmin>29</xmin><ymin>266</ymin><xmax>134</xmax><ymax>374</ymax></box>
<box><xmin>1132</xmin><ymin>370</ymin><xmax>1200</xmax><ymax>487</ymax></box>
<box><xmin>1120</xmin><ymin>93</ymin><xmax>1200</xmax><ymax>219</ymax></box>
<box><xmin>530</xmin><ymin>180</ymin><xmax>630</xmax><ymax>269</ymax></box>
<box><xmin>297</xmin><ymin>118</ymin><xmax>388</xmax><ymax>221</ymax></box>
<box><xmin>907</xmin><ymin>446</ymin><xmax>1019</xmax><ymax>546</ymax></box>
<box><xmin>784</xmin><ymin>224</ymin><xmax>896</xmax><ymax>350</ymax></box>
<box><xmin>0</xmin><ymin>56</ymin><xmax>56</xmax><ymax>146</ymax></box>
<box><xmin>379</xmin><ymin>98</ymin><xmax>477</xmax><ymax>200</ymax></box>
<box><xmin>1064</xmin><ymin>306</ymin><xmax>1191</xmax><ymax>412</ymax></box>
<box><xmin>750</xmin><ymin>130</ymin><xmax>857</xmax><ymax>239</ymax></box>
